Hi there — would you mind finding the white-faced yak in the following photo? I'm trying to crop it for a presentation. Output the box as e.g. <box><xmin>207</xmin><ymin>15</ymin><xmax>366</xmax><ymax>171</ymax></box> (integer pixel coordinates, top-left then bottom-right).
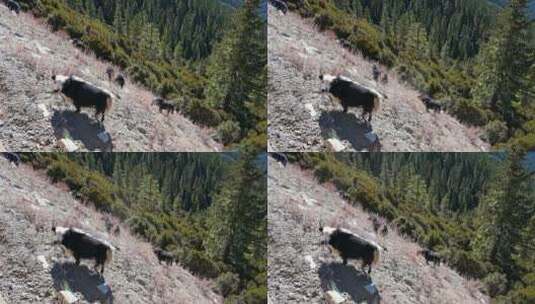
<box><xmin>320</xmin><ymin>226</ymin><xmax>384</xmax><ymax>274</ymax></box>
<box><xmin>52</xmin><ymin>75</ymin><xmax>115</xmax><ymax>122</ymax></box>
<box><xmin>52</xmin><ymin>226</ymin><xmax>116</xmax><ymax>274</ymax></box>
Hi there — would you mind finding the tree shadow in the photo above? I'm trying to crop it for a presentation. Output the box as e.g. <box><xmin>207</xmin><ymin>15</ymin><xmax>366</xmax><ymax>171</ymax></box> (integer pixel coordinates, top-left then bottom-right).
<box><xmin>51</xmin><ymin>262</ymin><xmax>114</xmax><ymax>304</ymax></box>
<box><xmin>318</xmin><ymin>111</ymin><xmax>378</xmax><ymax>151</ymax></box>
<box><xmin>318</xmin><ymin>262</ymin><xmax>381</xmax><ymax>304</ymax></box>
<box><xmin>51</xmin><ymin>110</ymin><xmax>113</xmax><ymax>152</ymax></box>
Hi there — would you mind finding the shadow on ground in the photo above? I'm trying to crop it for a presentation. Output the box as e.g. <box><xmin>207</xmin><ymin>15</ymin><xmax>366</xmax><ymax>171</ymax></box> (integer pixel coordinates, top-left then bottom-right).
<box><xmin>51</xmin><ymin>262</ymin><xmax>113</xmax><ymax>303</ymax></box>
<box><xmin>319</xmin><ymin>262</ymin><xmax>381</xmax><ymax>304</ymax></box>
<box><xmin>51</xmin><ymin>110</ymin><xmax>113</xmax><ymax>152</ymax></box>
<box><xmin>319</xmin><ymin>111</ymin><xmax>375</xmax><ymax>151</ymax></box>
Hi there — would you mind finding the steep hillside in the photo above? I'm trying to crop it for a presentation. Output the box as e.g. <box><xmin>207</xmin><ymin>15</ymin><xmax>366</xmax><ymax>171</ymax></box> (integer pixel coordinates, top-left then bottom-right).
<box><xmin>267</xmin><ymin>6</ymin><xmax>489</xmax><ymax>152</ymax></box>
<box><xmin>0</xmin><ymin>157</ymin><xmax>222</xmax><ymax>304</ymax></box>
<box><xmin>0</xmin><ymin>5</ymin><xmax>221</xmax><ymax>152</ymax></box>
<box><xmin>268</xmin><ymin>157</ymin><xmax>490</xmax><ymax>304</ymax></box>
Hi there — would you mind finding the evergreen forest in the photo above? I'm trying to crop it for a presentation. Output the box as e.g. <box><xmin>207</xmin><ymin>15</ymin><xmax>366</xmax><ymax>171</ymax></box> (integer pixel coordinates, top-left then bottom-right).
<box><xmin>287</xmin><ymin>0</ymin><xmax>535</xmax><ymax>150</ymax></box>
<box><xmin>20</xmin><ymin>152</ymin><xmax>267</xmax><ymax>303</ymax></box>
<box><xmin>289</xmin><ymin>150</ymin><xmax>535</xmax><ymax>303</ymax></box>
<box><xmin>15</xmin><ymin>0</ymin><xmax>267</xmax><ymax>150</ymax></box>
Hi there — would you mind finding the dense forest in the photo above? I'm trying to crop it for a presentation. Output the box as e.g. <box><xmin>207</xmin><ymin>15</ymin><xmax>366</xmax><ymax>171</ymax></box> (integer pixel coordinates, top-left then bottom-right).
<box><xmin>16</xmin><ymin>0</ymin><xmax>266</xmax><ymax>150</ymax></box>
<box><xmin>21</xmin><ymin>153</ymin><xmax>267</xmax><ymax>303</ymax></box>
<box><xmin>287</xmin><ymin>0</ymin><xmax>535</xmax><ymax>150</ymax></box>
<box><xmin>289</xmin><ymin>150</ymin><xmax>535</xmax><ymax>303</ymax></box>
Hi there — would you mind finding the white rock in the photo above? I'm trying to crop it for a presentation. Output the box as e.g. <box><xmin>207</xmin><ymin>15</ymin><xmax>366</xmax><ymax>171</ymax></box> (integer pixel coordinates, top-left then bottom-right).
<box><xmin>0</xmin><ymin>293</ymin><xmax>6</xmax><ymax>304</ymax></box>
<box><xmin>325</xmin><ymin>290</ymin><xmax>346</xmax><ymax>304</ymax></box>
<box><xmin>97</xmin><ymin>131</ymin><xmax>111</xmax><ymax>143</ymax></box>
<box><xmin>305</xmin><ymin>103</ymin><xmax>317</xmax><ymax>118</ymax></box>
<box><xmin>35</xmin><ymin>196</ymin><xmax>49</xmax><ymax>206</ymax></box>
<box><xmin>33</xmin><ymin>42</ymin><xmax>51</xmax><ymax>55</ymax></box>
<box><xmin>58</xmin><ymin>139</ymin><xmax>78</xmax><ymax>152</ymax></box>
<box><xmin>304</xmin><ymin>255</ymin><xmax>316</xmax><ymax>270</ymax></box>
<box><xmin>36</xmin><ymin>255</ymin><xmax>49</xmax><ymax>270</ymax></box>
<box><xmin>37</xmin><ymin>104</ymin><xmax>50</xmax><ymax>118</ymax></box>
<box><xmin>326</xmin><ymin>138</ymin><xmax>346</xmax><ymax>152</ymax></box>
<box><xmin>57</xmin><ymin>290</ymin><xmax>78</xmax><ymax>304</ymax></box>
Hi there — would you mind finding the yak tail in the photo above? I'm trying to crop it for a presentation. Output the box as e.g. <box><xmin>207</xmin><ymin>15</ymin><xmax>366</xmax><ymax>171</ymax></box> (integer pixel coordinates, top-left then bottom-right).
<box><xmin>372</xmin><ymin>248</ymin><xmax>380</xmax><ymax>266</ymax></box>
<box><xmin>105</xmin><ymin>96</ymin><xmax>113</xmax><ymax>112</ymax></box>
<box><xmin>105</xmin><ymin>247</ymin><xmax>113</xmax><ymax>266</ymax></box>
<box><xmin>372</xmin><ymin>95</ymin><xmax>381</xmax><ymax>113</ymax></box>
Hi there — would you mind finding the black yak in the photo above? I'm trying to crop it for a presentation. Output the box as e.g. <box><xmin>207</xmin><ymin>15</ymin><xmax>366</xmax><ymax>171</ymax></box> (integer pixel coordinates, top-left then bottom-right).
<box><xmin>115</xmin><ymin>74</ymin><xmax>125</xmax><ymax>89</ymax></box>
<box><xmin>381</xmin><ymin>74</ymin><xmax>388</xmax><ymax>85</ymax></box>
<box><xmin>372</xmin><ymin>65</ymin><xmax>381</xmax><ymax>81</ymax></box>
<box><xmin>2</xmin><ymin>152</ymin><xmax>20</xmax><ymax>166</ymax></box>
<box><xmin>52</xmin><ymin>226</ymin><xmax>115</xmax><ymax>274</ymax></box>
<box><xmin>5</xmin><ymin>0</ymin><xmax>20</xmax><ymax>14</ymax></box>
<box><xmin>152</xmin><ymin>98</ymin><xmax>176</xmax><ymax>115</ymax></box>
<box><xmin>52</xmin><ymin>75</ymin><xmax>114</xmax><ymax>122</ymax></box>
<box><xmin>270</xmin><ymin>152</ymin><xmax>288</xmax><ymax>167</ymax></box>
<box><xmin>419</xmin><ymin>94</ymin><xmax>442</xmax><ymax>112</ymax></box>
<box><xmin>320</xmin><ymin>74</ymin><xmax>385</xmax><ymax>122</ymax></box>
<box><xmin>320</xmin><ymin>226</ymin><xmax>385</xmax><ymax>274</ymax></box>
<box><xmin>418</xmin><ymin>249</ymin><xmax>442</xmax><ymax>266</ymax></box>
<box><xmin>106</xmin><ymin>67</ymin><xmax>114</xmax><ymax>82</ymax></box>
<box><xmin>154</xmin><ymin>248</ymin><xmax>175</xmax><ymax>266</ymax></box>
<box><xmin>269</xmin><ymin>0</ymin><xmax>288</xmax><ymax>14</ymax></box>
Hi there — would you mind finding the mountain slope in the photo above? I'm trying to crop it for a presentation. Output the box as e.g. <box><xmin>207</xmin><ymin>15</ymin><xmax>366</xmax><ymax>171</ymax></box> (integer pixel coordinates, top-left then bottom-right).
<box><xmin>267</xmin><ymin>6</ymin><xmax>489</xmax><ymax>152</ymax></box>
<box><xmin>0</xmin><ymin>157</ymin><xmax>222</xmax><ymax>304</ymax></box>
<box><xmin>267</xmin><ymin>157</ymin><xmax>490</xmax><ymax>304</ymax></box>
<box><xmin>0</xmin><ymin>5</ymin><xmax>220</xmax><ymax>152</ymax></box>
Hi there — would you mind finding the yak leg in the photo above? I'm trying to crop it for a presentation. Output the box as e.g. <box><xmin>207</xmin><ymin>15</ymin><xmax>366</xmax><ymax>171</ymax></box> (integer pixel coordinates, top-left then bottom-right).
<box><xmin>342</xmin><ymin>256</ymin><xmax>348</xmax><ymax>265</ymax></box>
<box><xmin>342</xmin><ymin>104</ymin><xmax>348</xmax><ymax>113</ymax></box>
<box><xmin>75</xmin><ymin>106</ymin><xmax>81</xmax><ymax>113</ymax></box>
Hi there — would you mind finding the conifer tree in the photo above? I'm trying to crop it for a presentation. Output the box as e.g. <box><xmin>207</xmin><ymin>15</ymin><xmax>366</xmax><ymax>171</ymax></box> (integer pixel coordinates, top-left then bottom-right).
<box><xmin>205</xmin><ymin>0</ymin><xmax>266</xmax><ymax>138</ymax></box>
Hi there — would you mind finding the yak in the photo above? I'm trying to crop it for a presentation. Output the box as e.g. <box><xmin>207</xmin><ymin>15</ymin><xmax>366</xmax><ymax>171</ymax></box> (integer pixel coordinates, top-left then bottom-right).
<box><xmin>270</xmin><ymin>152</ymin><xmax>288</xmax><ymax>167</ymax></box>
<box><xmin>320</xmin><ymin>74</ymin><xmax>385</xmax><ymax>123</ymax></box>
<box><xmin>5</xmin><ymin>0</ymin><xmax>20</xmax><ymax>14</ymax></box>
<box><xmin>418</xmin><ymin>249</ymin><xmax>442</xmax><ymax>266</ymax></box>
<box><xmin>2</xmin><ymin>152</ymin><xmax>20</xmax><ymax>166</ymax></box>
<box><xmin>269</xmin><ymin>0</ymin><xmax>288</xmax><ymax>14</ymax></box>
<box><xmin>152</xmin><ymin>98</ymin><xmax>176</xmax><ymax>115</ymax></box>
<box><xmin>52</xmin><ymin>75</ymin><xmax>115</xmax><ymax>122</ymax></box>
<box><xmin>320</xmin><ymin>226</ymin><xmax>385</xmax><ymax>274</ymax></box>
<box><xmin>115</xmin><ymin>74</ymin><xmax>125</xmax><ymax>89</ymax></box>
<box><xmin>372</xmin><ymin>65</ymin><xmax>381</xmax><ymax>81</ymax></box>
<box><xmin>154</xmin><ymin>248</ymin><xmax>175</xmax><ymax>266</ymax></box>
<box><xmin>52</xmin><ymin>226</ymin><xmax>116</xmax><ymax>274</ymax></box>
<box><xmin>419</xmin><ymin>94</ymin><xmax>442</xmax><ymax>112</ymax></box>
<box><xmin>106</xmin><ymin>67</ymin><xmax>114</xmax><ymax>82</ymax></box>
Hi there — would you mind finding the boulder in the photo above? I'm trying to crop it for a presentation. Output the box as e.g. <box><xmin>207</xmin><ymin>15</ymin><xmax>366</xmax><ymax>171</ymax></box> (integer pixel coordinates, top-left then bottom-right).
<box><xmin>326</xmin><ymin>138</ymin><xmax>346</xmax><ymax>152</ymax></box>
<box><xmin>57</xmin><ymin>290</ymin><xmax>78</xmax><ymax>304</ymax></box>
<box><xmin>58</xmin><ymin>139</ymin><xmax>78</xmax><ymax>152</ymax></box>
<box><xmin>325</xmin><ymin>290</ymin><xmax>346</xmax><ymax>304</ymax></box>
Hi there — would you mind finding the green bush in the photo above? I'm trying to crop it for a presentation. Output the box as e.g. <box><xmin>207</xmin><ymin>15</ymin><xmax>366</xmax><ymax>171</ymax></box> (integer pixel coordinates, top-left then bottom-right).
<box><xmin>183</xmin><ymin>99</ymin><xmax>222</xmax><ymax>127</ymax></box>
<box><xmin>314</xmin><ymin>13</ymin><xmax>333</xmax><ymax>31</ymax></box>
<box><xmin>216</xmin><ymin>272</ymin><xmax>240</xmax><ymax>297</ymax></box>
<box><xmin>484</xmin><ymin>120</ymin><xmax>509</xmax><ymax>145</ymax></box>
<box><xmin>179</xmin><ymin>250</ymin><xmax>220</xmax><ymax>278</ymax></box>
<box><xmin>217</xmin><ymin>121</ymin><xmax>241</xmax><ymax>145</ymax></box>
<box><xmin>241</xmin><ymin>286</ymin><xmax>267</xmax><ymax>304</ymax></box>
<box><xmin>47</xmin><ymin>14</ymin><xmax>66</xmax><ymax>31</ymax></box>
<box><xmin>483</xmin><ymin>272</ymin><xmax>508</xmax><ymax>297</ymax></box>
<box><xmin>449</xmin><ymin>100</ymin><xmax>488</xmax><ymax>126</ymax></box>
<box><xmin>449</xmin><ymin>250</ymin><xmax>487</xmax><ymax>279</ymax></box>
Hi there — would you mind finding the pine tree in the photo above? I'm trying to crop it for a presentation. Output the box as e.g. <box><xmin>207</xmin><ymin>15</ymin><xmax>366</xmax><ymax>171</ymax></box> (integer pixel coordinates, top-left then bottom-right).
<box><xmin>205</xmin><ymin>0</ymin><xmax>266</xmax><ymax>136</ymax></box>
<box><xmin>473</xmin><ymin>0</ymin><xmax>534</xmax><ymax>134</ymax></box>
<box><xmin>205</xmin><ymin>153</ymin><xmax>266</xmax><ymax>277</ymax></box>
